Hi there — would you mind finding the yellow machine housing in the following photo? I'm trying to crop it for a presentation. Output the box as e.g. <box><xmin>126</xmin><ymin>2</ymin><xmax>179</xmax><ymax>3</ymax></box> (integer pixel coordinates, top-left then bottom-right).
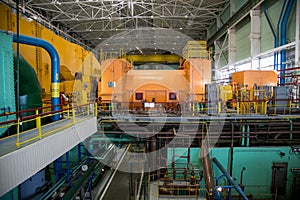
<box><xmin>0</xmin><ymin>3</ymin><xmax>101</xmax><ymax>106</ymax></box>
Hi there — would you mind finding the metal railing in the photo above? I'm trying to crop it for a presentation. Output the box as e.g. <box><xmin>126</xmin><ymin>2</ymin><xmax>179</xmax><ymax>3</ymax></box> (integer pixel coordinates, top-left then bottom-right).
<box><xmin>0</xmin><ymin>103</ymin><xmax>97</xmax><ymax>147</ymax></box>
<box><xmin>96</xmin><ymin>98</ymin><xmax>300</xmax><ymax>116</ymax></box>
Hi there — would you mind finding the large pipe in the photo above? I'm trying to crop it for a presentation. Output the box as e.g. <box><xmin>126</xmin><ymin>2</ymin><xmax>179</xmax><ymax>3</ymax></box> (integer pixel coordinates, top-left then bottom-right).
<box><xmin>280</xmin><ymin>0</ymin><xmax>295</xmax><ymax>85</ymax></box>
<box><xmin>275</xmin><ymin>0</ymin><xmax>288</xmax><ymax>71</ymax></box>
<box><xmin>11</xmin><ymin>33</ymin><xmax>60</xmax><ymax>121</ymax></box>
<box><xmin>212</xmin><ymin>157</ymin><xmax>248</xmax><ymax>200</ymax></box>
<box><xmin>201</xmin><ymin>139</ymin><xmax>214</xmax><ymax>199</ymax></box>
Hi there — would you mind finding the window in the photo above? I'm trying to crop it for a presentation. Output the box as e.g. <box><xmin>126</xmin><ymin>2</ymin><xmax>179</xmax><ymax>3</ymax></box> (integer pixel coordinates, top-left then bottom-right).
<box><xmin>169</xmin><ymin>92</ymin><xmax>177</xmax><ymax>100</ymax></box>
<box><xmin>135</xmin><ymin>93</ymin><xmax>143</xmax><ymax>100</ymax></box>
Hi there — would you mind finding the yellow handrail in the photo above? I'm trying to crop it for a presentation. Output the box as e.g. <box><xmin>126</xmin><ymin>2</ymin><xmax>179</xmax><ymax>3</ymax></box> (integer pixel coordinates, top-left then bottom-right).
<box><xmin>6</xmin><ymin>103</ymin><xmax>97</xmax><ymax>147</ymax></box>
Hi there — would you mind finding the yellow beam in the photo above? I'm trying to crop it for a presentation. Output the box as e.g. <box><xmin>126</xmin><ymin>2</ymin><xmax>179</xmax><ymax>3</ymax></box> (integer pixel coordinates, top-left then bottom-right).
<box><xmin>124</xmin><ymin>54</ymin><xmax>181</xmax><ymax>64</ymax></box>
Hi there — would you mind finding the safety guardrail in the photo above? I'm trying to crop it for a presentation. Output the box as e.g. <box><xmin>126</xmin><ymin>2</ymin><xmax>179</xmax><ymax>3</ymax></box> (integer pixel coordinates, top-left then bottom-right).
<box><xmin>96</xmin><ymin>98</ymin><xmax>300</xmax><ymax>116</ymax></box>
<box><xmin>0</xmin><ymin>103</ymin><xmax>97</xmax><ymax>147</ymax></box>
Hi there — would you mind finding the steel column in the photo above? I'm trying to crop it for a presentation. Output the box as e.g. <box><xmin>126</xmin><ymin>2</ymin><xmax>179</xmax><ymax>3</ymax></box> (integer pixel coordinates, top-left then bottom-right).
<box><xmin>250</xmin><ymin>7</ymin><xmax>261</xmax><ymax>69</ymax></box>
<box><xmin>228</xmin><ymin>28</ymin><xmax>236</xmax><ymax>66</ymax></box>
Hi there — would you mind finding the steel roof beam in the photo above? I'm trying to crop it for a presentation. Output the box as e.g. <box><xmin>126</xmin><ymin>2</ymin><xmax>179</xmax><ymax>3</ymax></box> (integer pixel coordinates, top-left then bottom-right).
<box><xmin>207</xmin><ymin>0</ymin><xmax>264</xmax><ymax>47</ymax></box>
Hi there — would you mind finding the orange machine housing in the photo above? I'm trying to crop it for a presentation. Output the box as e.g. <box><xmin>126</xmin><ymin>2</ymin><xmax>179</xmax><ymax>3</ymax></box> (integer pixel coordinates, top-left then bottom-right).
<box><xmin>98</xmin><ymin>57</ymin><xmax>211</xmax><ymax>109</ymax></box>
<box><xmin>232</xmin><ymin>70</ymin><xmax>278</xmax><ymax>88</ymax></box>
<box><xmin>179</xmin><ymin>58</ymin><xmax>211</xmax><ymax>101</ymax></box>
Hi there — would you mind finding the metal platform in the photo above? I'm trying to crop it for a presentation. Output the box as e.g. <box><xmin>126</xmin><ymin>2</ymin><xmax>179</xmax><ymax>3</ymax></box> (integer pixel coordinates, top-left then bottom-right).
<box><xmin>0</xmin><ymin>116</ymin><xmax>97</xmax><ymax>196</ymax></box>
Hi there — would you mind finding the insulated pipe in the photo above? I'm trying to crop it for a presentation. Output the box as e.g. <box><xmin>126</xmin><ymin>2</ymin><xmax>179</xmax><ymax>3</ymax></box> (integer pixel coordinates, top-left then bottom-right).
<box><xmin>11</xmin><ymin>33</ymin><xmax>60</xmax><ymax>121</ymax></box>
<box><xmin>212</xmin><ymin>157</ymin><xmax>248</xmax><ymax>200</ymax></box>
<box><xmin>201</xmin><ymin>139</ymin><xmax>214</xmax><ymax>199</ymax></box>
<box><xmin>280</xmin><ymin>0</ymin><xmax>295</xmax><ymax>85</ymax></box>
<box><xmin>275</xmin><ymin>0</ymin><xmax>288</xmax><ymax>71</ymax></box>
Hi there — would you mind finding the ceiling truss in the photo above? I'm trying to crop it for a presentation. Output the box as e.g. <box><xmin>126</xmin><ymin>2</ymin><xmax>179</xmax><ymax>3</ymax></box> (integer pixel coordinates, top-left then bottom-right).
<box><xmin>9</xmin><ymin>0</ymin><xmax>229</xmax><ymax>49</ymax></box>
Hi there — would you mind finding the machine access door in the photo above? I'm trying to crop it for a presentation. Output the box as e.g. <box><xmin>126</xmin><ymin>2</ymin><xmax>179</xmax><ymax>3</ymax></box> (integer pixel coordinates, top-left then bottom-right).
<box><xmin>271</xmin><ymin>162</ymin><xmax>288</xmax><ymax>199</ymax></box>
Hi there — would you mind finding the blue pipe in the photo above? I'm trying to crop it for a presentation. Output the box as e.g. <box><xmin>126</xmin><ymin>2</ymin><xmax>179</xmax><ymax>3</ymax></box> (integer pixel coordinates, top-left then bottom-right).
<box><xmin>215</xmin><ymin>185</ymin><xmax>234</xmax><ymax>200</ymax></box>
<box><xmin>276</xmin><ymin>0</ymin><xmax>288</xmax><ymax>71</ymax></box>
<box><xmin>11</xmin><ymin>33</ymin><xmax>60</xmax><ymax>121</ymax></box>
<box><xmin>280</xmin><ymin>0</ymin><xmax>295</xmax><ymax>85</ymax></box>
<box><xmin>212</xmin><ymin>157</ymin><xmax>248</xmax><ymax>200</ymax></box>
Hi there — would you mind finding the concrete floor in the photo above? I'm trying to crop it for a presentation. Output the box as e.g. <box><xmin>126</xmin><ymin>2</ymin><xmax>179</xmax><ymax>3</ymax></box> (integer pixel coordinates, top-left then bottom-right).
<box><xmin>102</xmin><ymin>171</ymin><xmax>130</xmax><ymax>200</ymax></box>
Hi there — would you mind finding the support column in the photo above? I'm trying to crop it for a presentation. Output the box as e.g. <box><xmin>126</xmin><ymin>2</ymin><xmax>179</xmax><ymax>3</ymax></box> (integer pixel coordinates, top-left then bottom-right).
<box><xmin>228</xmin><ymin>28</ymin><xmax>236</xmax><ymax>66</ymax></box>
<box><xmin>296</xmin><ymin>0</ymin><xmax>300</xmax><ymax>67</ymax></box>
<box><xmin>216</xmin><ymin>16</ymin><xmax>222</xmax><ymax>30</ymax></box>
<box><xmin>250</xmin><ymin>7</ymin><xmax>261</xmax><ymax>69</ymax></box>
<box><xmin>213</xmin><ymin>40</ymin><xmax>221</xmax><ymax>81</ymax></box>
<box><xmin>230</xmin><ymin>0</ymin><xmax>236</xmax><ymax>17</ymax></box>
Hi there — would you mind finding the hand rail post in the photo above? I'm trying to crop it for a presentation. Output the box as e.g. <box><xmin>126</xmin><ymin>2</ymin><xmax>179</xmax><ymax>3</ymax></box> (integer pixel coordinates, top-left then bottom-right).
<box><xmin>36</xmin><ymin>109</ymin><xmax>42</xmax><ymax>139</ymax></box>
<box><xmin>67</xmin><ymin>104</ymin><xmax>70</xmax><ymax>118</ymax></box>
<box><xmin>94</xmin><ymin>103</ymin><xmax>97</xmax><ymax>116</ymax></box>
<box><xmin>16</xmin><ymin>118</ymin><xmax>20</xmax><ymax>147</ymax></box>
<box><xmin>72</xmin><ymin>108</ymin><xmax>76</xmax><ymax>124</ymax></box>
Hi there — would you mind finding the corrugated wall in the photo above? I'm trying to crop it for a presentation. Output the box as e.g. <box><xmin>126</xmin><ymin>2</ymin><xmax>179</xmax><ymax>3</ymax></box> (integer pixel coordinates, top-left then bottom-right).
<box><xmin>235</xmin><ymin>16</ymin><xmax>251</xmax><ymax>61</ymax></box>
<box><xmin>218</xmin><ymin>35</ymin><xmax>229</xmax><ymax>67</ymax></box>
<box><xmin>210</xmin><ymin>0</ymin><xmax>296</xmax><ymax>69</ymax></box>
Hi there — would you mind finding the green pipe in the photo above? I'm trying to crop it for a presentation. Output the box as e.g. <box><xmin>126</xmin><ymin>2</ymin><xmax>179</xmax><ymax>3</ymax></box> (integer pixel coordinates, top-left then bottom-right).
<box><xmin>246</xmin><ymin>125</ymin><xmax>250</xmax><ymax>147</ymax></box>
<box><xmin>241</xmin><ymin>125</ymin><xmax>245</xmax><ymax>147</ymax></box>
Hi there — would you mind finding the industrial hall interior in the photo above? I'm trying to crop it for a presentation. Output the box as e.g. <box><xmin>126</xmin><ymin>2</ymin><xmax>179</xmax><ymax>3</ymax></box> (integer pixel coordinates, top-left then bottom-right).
<box><xmin>0</xmin><ymin>0</ymin><xmax>300</xmax><ymax>199</ymax></box>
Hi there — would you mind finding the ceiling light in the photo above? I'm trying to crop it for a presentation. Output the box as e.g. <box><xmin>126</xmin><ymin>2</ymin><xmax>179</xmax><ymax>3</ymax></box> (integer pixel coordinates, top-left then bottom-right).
<box><xmin>179</xmin><ymin>27</ymin><xmax>183</xmax><ymax>30</ymax></box>
<box><xmin>185</xmin><ymin>15</ymin><xmax>188</xmax><ymax>18</ymax></box>
<box><xmin>151</xmin><ymin>15</ymin><xmax>154</xmax><ymax>18</ymax></box>
<box><xmin>176</xmin><ymin>36</ymin><xmax>180</xmax><ymax>38</ymax></box>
